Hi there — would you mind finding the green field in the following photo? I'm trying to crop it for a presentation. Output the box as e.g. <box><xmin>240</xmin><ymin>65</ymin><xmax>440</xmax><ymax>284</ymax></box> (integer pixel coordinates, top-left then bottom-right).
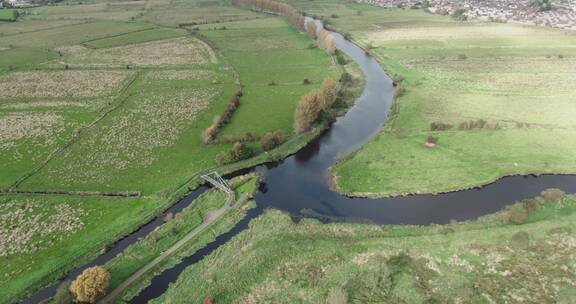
<box><xmin>199</xmin><ymin>17</ymin><xmax>340</xmax><ymax>138</ymax></box>
<box><xmin>153</xmin><ymin>193</ymin><xmax>576</xmax><ymax>303</ymax></box>
<box><xmin>295</xmin><ymin>0</ymin><xmax>576</xmax><ymax>197</ymax></box>
<box><xmin>0</xmin><ymin>194</ymin><xmax>160</xmax><ymax>303</ymax></box>
<box><xmin>0</xmin><ymin>9</ymin><xmax>18</xmax><ymax>22</ymax></box>
<box><xmin>0</xmin><ymin>0</ymin><xmax>338</xmax><ymax>302</ymax></box>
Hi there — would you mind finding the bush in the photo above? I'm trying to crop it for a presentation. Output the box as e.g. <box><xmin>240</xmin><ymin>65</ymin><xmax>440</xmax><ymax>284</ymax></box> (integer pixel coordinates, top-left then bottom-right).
<box><xmin>216</xmin><ymin>151</ymin><xmax>234</xmax><ymax>165</ymax></box>
<box><xmin>232</xmin><ymin>141</ymin><xmax>253</xmax><ymax>161</ymax></box>
<box><xmin>430</xmin><ymin>122</ymin><xmax>453</xmax><ymax>131</ymax></box>
<box><xmin>426</xmin><ymin>135</ymin><xmax>438</xmax><ymax>145</ymax></box>
<box><xmin>457</xmin><ymin>54</ymin><xmax>467</xmax><ymax>60</ymax></box>
<box><xmin>510</xmin><ymin>231</ymin><xmax>530</xmax><ymax>250</ymax></box>
<box><xmin>540</xmin><ymin>188</ymin><xmax>565</xmax><ymax>202</ymax></box>
<box><xmin>69</xmin><ymin>266</ymin><xmax>110</xmax><ymax>303</ymax></box>
<box><xmin>451</xmin><ymin>8</ymin><xmax>468</xmax><ymax>21</ymax></box>
<box><xmin>507</xmin><ymin>203</ymin><xmax>528</xmax><ymax>225</ymax></box>
<box><xmin>339</xmin><ymin>72</ymin><xmax>352</xmax><ymax>84</ymax></box>
<box><xmin>336</xmin><ymin>53</ymin><xmax>347</xmax><ymax>65</ymax></box>
<box><xmin>202</xmin><ymin>90</ymin><xmax>242</xmax><ymax>144</ymax></box>
<box><xmin>303</xmin><ymin>78</ymin><xmax>311</xmax><ymax>85</ymax></box>
<box><xmin>260</xmin><ymin>130</ymin><xmax>286</xmax><ymax>151</ymax></box>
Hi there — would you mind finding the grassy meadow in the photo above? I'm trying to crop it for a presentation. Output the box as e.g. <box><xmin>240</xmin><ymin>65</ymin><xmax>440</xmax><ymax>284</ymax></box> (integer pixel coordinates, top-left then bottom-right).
<box><xmin>0</xmin><ymin>0</ymin><xmax>337</xmax><ymax>302</ymax></box>
<box><xmin>153</xmin><ymin>193</ymin><xmax>576</xmax><ymax>304</ymax></box>
<box><xmin>285</xmin><ymin>0</ymin><xmax>576</xmax><ymax>197</ymax></box>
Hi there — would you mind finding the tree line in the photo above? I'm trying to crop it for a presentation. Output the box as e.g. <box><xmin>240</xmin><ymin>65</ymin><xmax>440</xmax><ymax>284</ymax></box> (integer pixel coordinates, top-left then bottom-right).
<box><xmin>306</xmin><ymin>21</ymin><xmax>336</xmax><ymax>55</ymax></box>
<box><xmin>203</xmin><ymin>90</ymin><xmax>243</xmax><ymax>144</ymax></box>
<box><xmin>232</xmin><ymin>0</ymin><xmax>305</xmax><ymax>31</ymax></box>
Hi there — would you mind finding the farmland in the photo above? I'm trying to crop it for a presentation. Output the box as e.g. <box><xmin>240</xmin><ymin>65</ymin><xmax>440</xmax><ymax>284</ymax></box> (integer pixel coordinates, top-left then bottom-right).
<box><xmin>153</xmin><ymin>193</ymin><xmax>576</xmax><ymax>304</ymax></box>
<box><xmin>0</xmin><ymin>0</ymin><xmax>338</xmax><ymax>302</ymax></box>
<box><xmin>293</xmin><ymin>1</ymin><xmax>576</xmax><ymax>197</ymax></box>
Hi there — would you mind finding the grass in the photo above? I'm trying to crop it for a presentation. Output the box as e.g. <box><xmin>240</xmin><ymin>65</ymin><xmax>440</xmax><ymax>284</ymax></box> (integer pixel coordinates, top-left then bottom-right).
<box><xmin>0</xmin><ymin>194</ymin><xmax>160</xmax><ymax>304</ymax></box>
<box><xmin>197</xmin><ymin>16</ymin><xmax>340</xmax><ymax>138</ymax></box>
<box><xmin>84</xmin><ymin>28</ymin><xmax>187</xmax><ymax>48</ymax></box>
<box><xmin>152</xmin><ymin>194</ymin><xmax>576</xmax><ymax>304</ymax></box>
<box><xmin>101</xmin><ymin>174</ymin><xmax>259</xmax><ymax>303</ymax></box>
<box><xmin>0</xmin><ymin>0</ymin><xmax>338</xmax><ymax>301</ymax></box>
<box><xmin>0</xmin><ymin>9</ymin><xmax>19</xmax><ymax>22</ymax></box>
<box><xmin>298</xmin><ymin>0</ymin><xmax>576</xmax><ymax>196</ymax></box>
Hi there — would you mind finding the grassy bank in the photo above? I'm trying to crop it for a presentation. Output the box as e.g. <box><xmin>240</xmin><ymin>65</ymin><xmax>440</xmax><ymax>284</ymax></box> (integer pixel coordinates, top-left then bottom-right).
<box><xmin>152</xmin><ymin>192</ymin><xmax>576</xmax><ymax>303</ymax></box>
<box><xmin>99</xmin><ymin>174</ymin><xmax>260</xmax><ymax>304</ymax></box>
<box><xmin>0</xmin><ymin>0</ymin><xmax>339</xmax><ymax>302</ymax></box>
<box><xmin>286</xmin><ymin>0</ymin><xmax>576</xmax><ymax>197</ymax></box>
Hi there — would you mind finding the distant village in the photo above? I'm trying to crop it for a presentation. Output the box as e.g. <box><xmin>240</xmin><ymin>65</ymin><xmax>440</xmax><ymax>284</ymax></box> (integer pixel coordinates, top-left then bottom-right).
<box><xmin>357</xmin><ymin>0</ymin><xmax>576</xmax><ymax>30</ymax></box>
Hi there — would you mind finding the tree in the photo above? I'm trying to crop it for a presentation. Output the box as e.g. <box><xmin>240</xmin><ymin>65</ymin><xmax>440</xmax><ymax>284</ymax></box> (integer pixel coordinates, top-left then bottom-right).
<box><xmin>507</xmin><ymin>203</ymin><xmax>528</xmax><ymax>225</ymax></box>
<box><xmin>320</xmin><ymin>78</ymin><xmax>337</xmax><ymax>109</ymax></box>
<box><xmin>306</xmin><ymin>20</ymin><xmax>317</xmax><ymax>40</ymax></box>
<box><xmin>232</xmin><ymin>141</ymin><xmax>253</xmax><ymax>161</ymax></box>
<box><xmin>324</xmin><ymin>34</ymin><xmax>336</xmax><ymax>54</ymax></box>
<box><xmin>260</xmin><ymin>130</ymin><xmax>286</xmax><ymax>151</ymax></box>
<box><xmin>69</xmin><ymin>266</ymin><xmax>110</xmax><ymax>303</ymax></box>
<box><xmin>294</xmin><ymin>90</ymin><xmax>323</xmax><ymax>133</ymax></box>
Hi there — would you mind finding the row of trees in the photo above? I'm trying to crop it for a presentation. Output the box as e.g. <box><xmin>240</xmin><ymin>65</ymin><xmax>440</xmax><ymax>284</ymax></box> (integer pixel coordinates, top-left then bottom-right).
<box><xmin>305</xmin><ymin>21</ymin><xmax>336</xmax><ymax>55</ymax></box>
<box><xmin>294</xmin><ymin>78</ymin><xmax>337</xmax><ymax>133</ymax></box>
<box><xmin>317</xmin><ymin>28</ymin><xmax>336</xmax><ymax>55</ymax></box>
<box><xmin>231</xmin><ymin>0</ymin><xmax>305</xmax><ymax>31</ymax></box>
<box><xmin>203</xmin><ymin>90</ymin><xmax>243</xmax><ymax>144</ymax></box>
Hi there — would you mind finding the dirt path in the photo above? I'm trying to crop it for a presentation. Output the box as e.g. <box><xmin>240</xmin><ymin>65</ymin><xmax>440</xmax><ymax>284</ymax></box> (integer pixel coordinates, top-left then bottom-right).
<box><xmin>99</xmin><ymin>192</ymin><xmax>236</xmax><ymax>303</ymax></box>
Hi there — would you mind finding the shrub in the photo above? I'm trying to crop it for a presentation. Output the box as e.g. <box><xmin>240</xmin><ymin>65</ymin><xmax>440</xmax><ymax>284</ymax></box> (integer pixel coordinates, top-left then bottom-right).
<box><xmin>202</xmin><ymin>90</ymin><xmax>242</xmax><ymax>144</ymax></box>
<box><xmin>260</xmin><ymin>130</ymin><xmax>286</xmax><ymax>151</ymax></box>
<box><xmin>457</xmin><ymin>54</ymin><xmax>467</xmax><ymax>60</ymax></box>
<box><xmin>340</xmin><ymin>72</ymin><xmax>352</xmax><ymax>84</ymax></box>
<box><xmin>303</xmin><ymin>78</ymin><xmax>311</xmax><ymax>85</ymax></box>
<box><xmin>451</xmin><ymin>8</ymin><xmax>468</xmax><ymax>21</ymax></box>
<box><xmin>510</xmin><ymin>231</ymin><xmax>530</xmax><ymax>250</ymax></box>
<box><xmin>336</xmin><ymin>53</ymin><xmax>347</xmax><ymax>65</ymax></box>
<box><xmin>232</xmin><ymin>141</ymin><xmax>253</xmax><ymax>161</ymax></box>
<box><xmin>216</xmin><ymin>151</ymin><xmax>234</xmax><ymax>165</ymax></box>
<box><xmin>69</xmin><ymin>266</ymin><xmax>110</xmax><ymax>303</ymax></box>
<box><xmin>506</xmin><ymin>203</ymin><xmax>528</xmax><ymax>225</ymax></box>
<box><xmin>425</xmin><ymin>135</ymin><xmax>438</xmax><ymax>146</ymax></box>
<box><xmin>430</xmin><ymin>122</ymin><xmax>453</xmax><ymax>131</ymax></box>
<box><xmin>540</xmin><ymin>188</ymin><xmax>565</xmax><ymax>202</ymax></box>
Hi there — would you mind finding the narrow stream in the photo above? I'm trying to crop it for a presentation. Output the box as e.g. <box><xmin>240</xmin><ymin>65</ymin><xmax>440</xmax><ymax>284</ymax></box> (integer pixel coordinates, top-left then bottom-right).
<box><xmin>25</xmin><ymin>18</ymin><xmax>576</xmax><ymax>304</ymax></box>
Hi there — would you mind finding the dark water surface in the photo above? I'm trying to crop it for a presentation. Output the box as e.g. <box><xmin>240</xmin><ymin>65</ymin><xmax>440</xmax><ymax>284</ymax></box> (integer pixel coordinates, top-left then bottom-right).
<box><xmin>25</xmin><ymin>21</ymin><xmax>576</xmax><ymax>304</ymax></box>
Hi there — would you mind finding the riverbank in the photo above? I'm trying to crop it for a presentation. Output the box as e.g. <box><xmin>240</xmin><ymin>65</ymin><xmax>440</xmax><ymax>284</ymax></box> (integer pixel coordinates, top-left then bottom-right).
<box><xmin>0</xmin><ymin>2</ymin><xmax>343</xmax><ymax>303</ymax></box>
<box><xmin>300</xmin><ymin>1</ymin><xmax>576</xmax><ymax>197</ymax></box>
<box><xmin>151</xmin><ymin>191</ymin><xmax>576</xmax><ymax>303</ymax></box>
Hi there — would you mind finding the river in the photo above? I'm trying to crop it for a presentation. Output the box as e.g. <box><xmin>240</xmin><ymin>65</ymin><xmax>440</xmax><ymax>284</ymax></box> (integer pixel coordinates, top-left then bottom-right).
<box><xmin>24</xmin><ymin>18</ymin><xmax>576</xmax><ymax>304</ymax></box>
